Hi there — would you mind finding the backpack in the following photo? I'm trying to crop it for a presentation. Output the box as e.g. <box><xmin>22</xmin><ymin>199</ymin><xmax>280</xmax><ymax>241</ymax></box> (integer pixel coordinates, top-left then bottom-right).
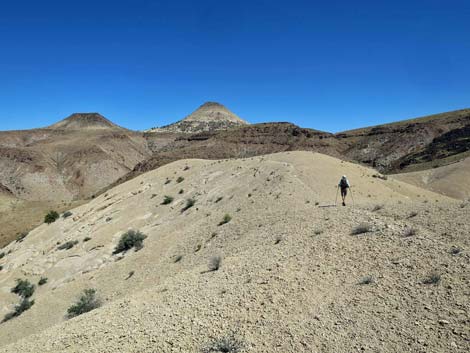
<box><xmin>340</xmin><ymin>178</ymin><xmax>348</xmax><ymax>188</ymax></box>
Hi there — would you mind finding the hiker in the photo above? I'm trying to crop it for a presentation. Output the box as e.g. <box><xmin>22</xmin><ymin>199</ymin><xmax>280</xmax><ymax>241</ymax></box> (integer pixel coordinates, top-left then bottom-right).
<box><xmin>338</xmin><ymin>175</ymin><xmax>350</xmax><ymax>206</ymax></box>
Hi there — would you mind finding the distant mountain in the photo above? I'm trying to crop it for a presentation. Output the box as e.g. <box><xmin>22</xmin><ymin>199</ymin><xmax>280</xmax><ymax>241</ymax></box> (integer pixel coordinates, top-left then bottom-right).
<box><xmin>147</xmin><ymin>102</ymin><xmax>248</xmax><ymax>133</ymax></box>
<box><xmin>48</xmin><ymin>113</ymin><xmax>125</xmax><ymax>130</ymax></box>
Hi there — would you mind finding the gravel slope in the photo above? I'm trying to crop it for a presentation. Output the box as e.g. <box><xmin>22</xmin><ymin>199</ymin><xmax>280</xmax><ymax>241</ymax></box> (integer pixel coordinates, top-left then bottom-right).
<box><xmin>0</xmin><ymin>151</ymin><xmax>468</xmax><ymax>352</ymax></box>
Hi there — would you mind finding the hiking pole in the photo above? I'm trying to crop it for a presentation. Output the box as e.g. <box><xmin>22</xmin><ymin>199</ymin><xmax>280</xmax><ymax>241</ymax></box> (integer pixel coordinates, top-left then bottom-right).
<box><xmin>350</xmin><ymin>186</ymin><xmax>355</xmax><ymax>207</ymax></box>
<box><xmin>335</xmin><ymin>186</ymin><xmax>339</xmax><ymax>206</ymax></box>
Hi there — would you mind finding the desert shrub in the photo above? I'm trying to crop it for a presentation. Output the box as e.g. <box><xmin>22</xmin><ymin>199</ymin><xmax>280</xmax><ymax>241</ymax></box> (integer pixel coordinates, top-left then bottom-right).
<box><xmin>57</xmin><ymin>240</ymin><xmax>79</xmax><ymax>250</ymax></box>
<box><xmin>183</xmin><ymin>165</ymin><xmax>190</xmax><ymax>171</ymax></box>
<box><xmin>113</xmin><ymin>230</ymin><xmax>147</xmax><ymax>254</ymax></box>
<box><xmin>450</xmin><ymin>247</ymin><xmax>462</xmax><ymax>255</ymax></box>
<box><xmin>2</xmin><ymin>298</ymin><xmax>35</xmax><ymax>322</ymax></box>
<box><xmin>274</xmin><ymin>235</ymin><xmax>282</xmax><ymax>244</ymax></box>
<box><xmin>208</xmin><ymin>256</ymin><xmax>222</xmax><ymax>271</ymax></box>
<box><xmin>202</xmin><ymin>333</ymin><xmax>245</xmax><ymax>353</ymax></box>
<box><xmin>44</xmin><ymin>211</ymin><xmax>60</xmax><ymax>224</ymax></box>
<box><xmin>164</xmin><ymin>179</ymin><xmax>171</xmax><ymax>185</ymax></box>
<box><xmin>358</xmin><ymin>275</ymin><xmax>375</xmax><ymax>285</ymax></box>
<box><xmin>38</xmin><ymin>277</ymin><xmax>48</xmax><ymax>286</ymax></box>
<box><xmin>372</xmin><ymin>204</ymin><xmax>383</xmax><ymax>212</ymax></box>
<box><xmin>16</xmin><ymin>232</ymin><xmax>28</xmax><ymax>243</ymax></box>
<box><xmin>218</xmin><ymin>214</ymin><xmax>232</xmax><ymax>226</ymax></box>
<box><xmin>408</xmin><ymin>211</ymin><xmax>418</xmax><ymax>218</ymax></box>
<box><xmin>176</xmin><ymin>176</ymin><xmax>185</xmax><ymax>183</ymax></box>
<box><xmin>422</xmin><ymin>272</ymin><xmax>441</xmax><ymax>285</ymax></box>
<box><xmin>215</xmin><ymin>196</ymin><xmax>223</xmax><ymax>203</ymax></box>
<box><xmin>83</xmin><ymin>236</ymin><xmax>92</xmax><ymax>242</ymax></box>
<box><xmin>174</xmin><ymin>255</ymin><xmax>183</xmax><ymax>263</ymax></box>
<box><xmin>403</xmin><ymin>227</ymin><xmax>417</xmax><ymax>237</ymax></box>
<box><xmin>62</xmin><ymin>211</ymin><xmax>73</xmax><ymax>219</ymax></box>
<box><xmin>11</xmin><ymin>279</ymin><xmax>35</xmax><ymax>298</ymax></box>
<box><xmin>162</xmin><ymin>195</ymin><xmax>174</xmax><ymax>205</ymax></box>
<box><xmin>314</xmin><ymin>229</ymin><xmax>323</xmax><ymax>235</ymax></box>
<box><xmin>351</xmin><ymin>223</ymin><xmax>372</xmax><ymax>235</ymax></box>
<box><xmin>178</xmin><ymin>189</ymin><xmax>184</xmax><ymax>194</ymax></box>
<box><xmin>66</xmin><ymin>288</ymin><xmax>101</xmax><ymax>319</ymax></box>
<box><xmin>181</xmin><ymin>198</ymin><xmax>196</xmax><ymax>212</ymax></box>
<box><xmin>0</xmin><ymin>252</ymin><xmax>4</xmax><ymax>259</ymax></box>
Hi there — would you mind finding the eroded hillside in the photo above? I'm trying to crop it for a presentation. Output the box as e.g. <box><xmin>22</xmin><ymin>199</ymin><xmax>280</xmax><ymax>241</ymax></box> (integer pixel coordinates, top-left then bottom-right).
<box><xmin>0</xmin><ymin>152</ymin><xmax>467</xmax><ymax>352</ymax></box>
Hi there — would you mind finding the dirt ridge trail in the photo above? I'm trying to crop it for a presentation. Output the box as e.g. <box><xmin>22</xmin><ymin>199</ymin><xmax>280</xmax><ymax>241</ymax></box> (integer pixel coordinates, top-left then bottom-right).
<box><xmin>0</xmin><ymin>151</ymin><xmax>467</xmax><ymax>352</ymax></box>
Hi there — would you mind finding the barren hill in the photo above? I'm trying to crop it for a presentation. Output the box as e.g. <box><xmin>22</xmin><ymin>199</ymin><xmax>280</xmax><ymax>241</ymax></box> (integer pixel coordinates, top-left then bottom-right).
<box><xmin>337</xmin><ymin>108</ymin><xmax>470</xmax><ymax>173</ymax></box>
<box><xmin>0</xmin><ymin>152</ymin><xmax>467</xmax><ymax>352</ymax></box>
<box><xmin>48</xmin><ymin>113</ymin><xmax>125</xmax><ymax>130</ymax></box>
<box><xmin>148</xmin><ymin>102</ymin><xmax>248</xmax><ymax>133</ymax></box>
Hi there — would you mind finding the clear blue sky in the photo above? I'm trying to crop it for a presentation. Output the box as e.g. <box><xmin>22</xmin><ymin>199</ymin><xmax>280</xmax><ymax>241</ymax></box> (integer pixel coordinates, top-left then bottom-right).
<box><xmin>1</xmin><ymin>0</ymin><xmax>469</xmax><ymax>132</ymax></box>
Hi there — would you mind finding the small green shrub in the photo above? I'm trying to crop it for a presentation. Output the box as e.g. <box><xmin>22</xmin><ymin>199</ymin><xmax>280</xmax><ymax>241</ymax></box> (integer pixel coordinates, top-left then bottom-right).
<box><xmin>176</xmin><ymin>176</ymin><xmax>184</xmax><ymax>183</ymax></box>
<box><xmin>44</xmin><ymin>211</ymin><xmax>60</xmax><ymax>224</ymax></box>
<box><xmin>351</xmin><ymin>223</ymin><xmax>372</xmax><ymax>235</ymax></box>
<box><xmin>83</xmin><ymin>236</ymin><xmax>92</xmax><ymax>242</ymax></box>
<box><xmin>202</xmin><ymin>333</ymin><xmax>245</xmax><ymax>353</ymax></box>
<box><xmin>181</xmin><ymin>198</ymin><xmax>196</xmax><ymax>212</ymax></box>
<box><xmin>16</xmin><ymin>232</ymin><xmax>28</xmax><ymax>243</ymax></box>
<box><xmin>174</xmin><ymin>255</ymin><xmax>183</xmax><ymax>263</ymax></box>
<box><xmin>66</xmin><ymin>288</ymin><xmax>101</xmax><ymax>319</ymax></box>
<box><xmin>62</xmin><ymin>211</ymin><xmax>73</xmax><ymax>219</ymax></box>
<box><xmin>358</xmin><ymin>275</ymin><xmax>375</xmax><ymax>285</ymax></box>
<box><xmin>423</xmin><ymin>272</ymin><xmax>441</xmax><ymax>285</ymax></box>
<box><xmin>208</xmin><ymin>255</ymin><xmax>222</xmax><ymax>272</ymax></box>
<box><xmin>113</xmin><ymin>230</ymin><xmax>147</xmax><ymax>254</ymax></box>
<box><xmin>162</xmin><ymin>196</ymin><xmax>174</xmax><ymax>205</ymax></box>
<box><xmin>218</xmin><ymin>214</ymin><xmax>232</xmax><ymax>226</ymax></box>
<box><xmin>11</xmin><ymin>279</ymin><xmax>35</xmax><ymax>298</ymax></box>
<box><xmin>57</xmin><ymin>240</ymin><xmax>79</xmax><ymax>250</ymax></box>
<box><xmin>38</xmin><ymin>277</ymin><xmax>48</xmax><ymax>286</ymax></box>
<box><xmin>3</xmin><ymin>298</ymin><xmax>35</xmax><ymax>322</ymax></box>
<box><xmin>403</xmin><ymin>227</ymin><xmax>417</xmax><ymax>237</ymax></box>
<box><xmin>164</xmin><ymin>179</ymin><xmax>171</xmax><ymax>185</ymax></box>
<box><xmin>178</xmin><ymin>189</ymin><xmax>184</xmax><ymax>194</ymax></box>
<box><xmin>0</xmin><ymin>252</ymin><xmax>4</xmax><ymax>259</ymax></box>
<box><xmin>215</xmin><ymin>196</ymin><xmax>223</xmax><ymax>203</ymax></box>
<box><xmin>372</xmin><ymin>204</ymin><xmax>383</xmax><ymax>212</ymax></box>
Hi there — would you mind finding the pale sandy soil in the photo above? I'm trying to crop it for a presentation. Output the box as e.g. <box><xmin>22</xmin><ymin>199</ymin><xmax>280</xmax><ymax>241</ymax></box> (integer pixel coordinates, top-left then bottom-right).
<box><xmin>0</xmin><ymin>152</ymin><xmax>468</xmax><ymax>352</ymax></box>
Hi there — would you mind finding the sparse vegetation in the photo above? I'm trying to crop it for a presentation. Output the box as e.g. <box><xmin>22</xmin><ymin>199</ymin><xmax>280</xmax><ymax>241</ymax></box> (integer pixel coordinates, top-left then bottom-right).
<box><xmin>162</xmin><ymin>195</ymin><xmax>174</xmax><ymax>205</ymax></box>
<box><xmin>164</xmin><ymin>179</ymin><xmax>171</xmax><ymax>185</ymax></box>
<box><xmin>358</xmin><ymin>275</ymin><xmax>375</xmax><ymax>285</ymax></box>
<box><xmin>408</xmin><ymin>211</ymin><xmax>418</xmax><ymax>218</ymax></box>
<box><xmin>66</xmin><ymin>288</ymin><xmax>101</xmax><ymax>319</ymax></box>
<box><xmin>0</xmin><ymin>252</ymin><xmax>4</xmax><ymax>259</ymax></box>
<box><xmin>403</xmin><ymin>227</ymin><xmax>417</xmax><ymax>237</ymax></box>
<box><xmin>174</xmin><ymin>255</ymin><xmax>183</xmax><ymax>263</ymax></box>
<box><xmin>62</xmin><ymin>211</ymin><xmax>73</xmax><ymax>219</ymax></box>
<box><xmin>11</xmin><ymin>279</ymin><xmax>35</xmax><ymax>298</ymax></box>
<box><xmin>113</xmin><ymin>230</ymin><xmax>147</xmax><ymax>254</ymax></box>
<box><xmin>178</xmin><ymin>189</ymin><xmax>184</xmax><ymax>194</ymax></box>
<box><xmin>422</xmin><ymin>272</ymin><xmax>441</xmax><ymax>285</ymax></box>
<box><xmin>450</xmin><ymin>247</ymin><xmax>462</xmax><ymax>255</ymax></box>
<box><xmin>274</xmin><ymin>235</ymin><xmax>282</xmax><ymax>244</ymax></box>
<box><xmin>44</xmin><ymin>210</ymin><xmax>60</xmax><ymax>224</ymax></box>
<box><xmin>57</xmin><ymin>240</ymin><xmax>79</xmax><ymax>250</ymax></box>
<box><xmin>372</xmin><ymin>204</ymin><xmax>383</xmax><ymax>212</ymax></box>
<box><xmin>181</xmin><ymin>198</ymin><xmax>196</xmax><ymax>212</ymax></box>
<box><xmin>38</xmin><ymin>277</ymin><xmax>48</xmax><ymax>286</ymax></box>
<box><xmin>83</xmin><ymin>236</ymin><xmax>92</xmax><ymax>242</ymax></box>
<box><xmin>215</xmin><ymin>196</ymin><xmax>223</xmax><ymax>203</ymax></box>
<box><xmin>16</xmin><ymin>232</ymin><xmax>28</xmax><ymax>243</ymax></box>
<box><xmin>202</xmin><ymin>333</ymin><xmax>245</xmax><ymax>353</ymax></box>
<box><xmin>314</xmin><ymin>229</ymin><xmax>323</xmax><ymax>235</ymax></box>
<box><xmin>208</xmin><ymin>255</ymin><xmax>222</xmax><ymax>271</ymax></box>
<box><xmin>3</xmin><ymin>298</ymin><xmax>35</xmax><ymax>322</ymax></box>
<box><xmin>351</xmin><ymin>223</ymin><xmax>372</xmax><ymax>235</ymax></box>
<box><xmin>176</xmin><ymin>176</ymin><xmax>185</xmax><ymax>183</ymax></box>
<box><xmin>218</xmin><ymin>214</ymin><xmax>232</xmax><ymax>226</ymax></box>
